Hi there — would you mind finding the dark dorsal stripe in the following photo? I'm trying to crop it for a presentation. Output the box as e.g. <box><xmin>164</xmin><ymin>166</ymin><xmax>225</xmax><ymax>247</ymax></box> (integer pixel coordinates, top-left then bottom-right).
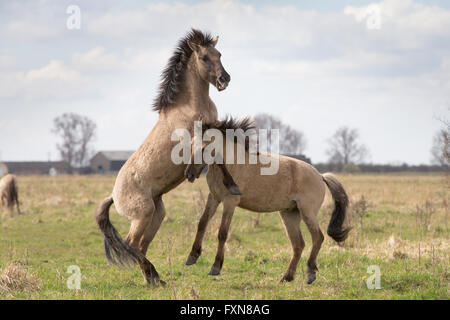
<box><xmin>152</xmin><ymin>29</ymin><xmax>215</xmax><ymax>112</ymax></box>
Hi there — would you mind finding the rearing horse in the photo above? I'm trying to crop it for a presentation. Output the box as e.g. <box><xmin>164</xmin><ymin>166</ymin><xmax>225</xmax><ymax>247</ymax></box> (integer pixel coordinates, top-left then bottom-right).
<box><xmin>95</xmin><ymin>29</ymin><xmax>233</xmax><ymax>285</ymax></box>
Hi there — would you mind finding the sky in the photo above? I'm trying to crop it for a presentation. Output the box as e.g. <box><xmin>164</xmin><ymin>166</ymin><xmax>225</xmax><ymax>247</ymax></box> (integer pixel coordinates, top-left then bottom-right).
<box><xmin>0</xmin><ymin>0</ymin><xmax>449</xmax><ymax>165</ymax></box>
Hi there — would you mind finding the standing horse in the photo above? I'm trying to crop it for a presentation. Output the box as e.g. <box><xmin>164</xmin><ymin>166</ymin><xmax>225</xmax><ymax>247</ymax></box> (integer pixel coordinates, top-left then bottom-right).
<box><xmin>0</xmin><ymin>174</ymin><xmax>21</xmax><ymax>215</ymax></box>
<box><xmin>184</xmin><ymin>117</ymin><xmax>351</xmax><ymax>284</ymax></box>
<box><xmin>95</xmin><ymin>29</ymin><xmax>234</xmax><ymax>286</ymax></box>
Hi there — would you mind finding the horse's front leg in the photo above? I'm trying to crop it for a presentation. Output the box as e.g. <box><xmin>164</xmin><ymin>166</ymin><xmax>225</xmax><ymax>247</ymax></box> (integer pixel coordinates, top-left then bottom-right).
<box><xmin>208</xmin><ymin>196</ymin><xmax>239</xmax><ymax>276</ymax></box>
<box><xmin>218</xmin><ymin>164</ymin><xmax>241</xmax><ymax>195</ymax></box>
<box><xmin>186</xmin><ymin>193</ymin><xmax>220</xmax><ymax>265</ymax></box>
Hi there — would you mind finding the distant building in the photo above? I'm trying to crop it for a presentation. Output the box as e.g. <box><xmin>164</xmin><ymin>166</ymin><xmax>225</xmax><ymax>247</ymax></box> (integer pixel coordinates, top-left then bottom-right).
<box><xmin>90</xmin><ymin>151</ymin><xmax>134</xmax><ymax>174</ymax></box>
<box><xmin>0</xmin><ymin>162</ymin><xmax>8</xmax><ymax>176</ymax></box>
<box><xmin>1</xmin><ymin>161</ymin><xmax>71</xmax><ymax>175</ymax></box>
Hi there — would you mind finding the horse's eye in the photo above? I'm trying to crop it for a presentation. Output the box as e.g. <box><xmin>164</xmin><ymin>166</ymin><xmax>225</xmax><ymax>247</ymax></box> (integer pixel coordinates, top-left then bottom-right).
<box><xmin>201</xmin><ymin>55</ymin><xmax>209</xmax><ymax>62</ymax></box>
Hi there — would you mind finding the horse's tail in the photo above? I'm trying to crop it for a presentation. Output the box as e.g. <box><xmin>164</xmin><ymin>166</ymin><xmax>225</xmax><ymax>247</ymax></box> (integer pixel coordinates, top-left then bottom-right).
<box><xmin>10</xmin><ymin>177</ymin><xmax>20</xmax><ymax>214</ymax></box>
<box><xmin>322</xmin><ymin>173</ymin><xmax>351</xmax><ymax>243</ymax></box>
<box><xmin>95</xmin><ymin>196</ymin><xmax>143</xmax><ymax>266</ymax></box>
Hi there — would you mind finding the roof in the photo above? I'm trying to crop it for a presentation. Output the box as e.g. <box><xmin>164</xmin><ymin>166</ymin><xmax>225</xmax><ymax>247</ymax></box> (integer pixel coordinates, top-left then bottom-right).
<box><xmin>2</xmin><ymin>161</ymin><xmax>71</xmax><ymax>173</ymax></box>
<box><xmin>95</xmin><ymin>151</ymin><xmax>135</xmax><ymax>161</ymax></box>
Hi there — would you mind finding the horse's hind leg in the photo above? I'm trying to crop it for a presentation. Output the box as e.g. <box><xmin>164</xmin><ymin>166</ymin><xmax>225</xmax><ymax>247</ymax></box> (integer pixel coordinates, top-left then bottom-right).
<box><xmin>279</xmin><ymin>208</ymin><xmax>305</xmax><ymax>282</ymax></box>
<box><xmin>135</xmin><ymin>196</ymin><xmax>167</xmax><ymax>286</ymax></box>
<box><xmin>186</xmin><ymin>193</ymin><xmax>220</xmax><ymax>265</ymax></box>
<box><xmin>296</xmin><ymin>200</ymin><xmax>324</xmax><ymax>284</ymax></box>
<box><xmin>138</xmin><ymin>196</ymin><xmax>166</xmax><ymax>256</ymax></box>
<box><xmin>123</xmin><ymin>197</ymin><xmax>164</xmax><ymax>286</ymax></box>
<box><xmin>13</xmin><ymin>188</ymin><xmax>20</xmax><ymax>215</ymax></box>
<box><xmin>208</xmin><ymin>197</ymin><xmax>238</xmax><ymax>276</ymax></box>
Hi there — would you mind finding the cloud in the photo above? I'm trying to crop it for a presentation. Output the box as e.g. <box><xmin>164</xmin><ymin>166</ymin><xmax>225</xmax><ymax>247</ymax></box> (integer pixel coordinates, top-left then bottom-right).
<box><xmin>0</xmin><ymin>46</ymin><xmax>170</xmax><ymax>100</ymax></box>
<box><xmin>344</xmin><ymin>0</ymin><xmax>450</xmax><ymax>50</ymax></box>
<box><xmin>71</xmin><ymin>46</ymin><xmax>170</xmax><ymax>73</ymax></box>
<box><xmin>0</xmin><ymin>60</ymin><xmax>86</xmax><ymax>100</ymax></box>
<box><xmin>71</xmin><ymin>47</ymin><xmax>121</xmax><ymax>71</ymax></box>
<box><xmin>0</xmin><ymin>52</ymin><xmax>15</xmax><ymax>69</ymax></box>
<box><xmin>25</xmin><ymin>60</ymin><xmax>79</xmax><ymax>81</ymax></box>
<box><xmin>1</xmin><ymin>0</ymin><xmax>449</xmax><ymax>164</ymax></box>
<box><xmin>4</xmin><ymin>20</ymin><xmax>60</xmax><ymax>40</ymax></box>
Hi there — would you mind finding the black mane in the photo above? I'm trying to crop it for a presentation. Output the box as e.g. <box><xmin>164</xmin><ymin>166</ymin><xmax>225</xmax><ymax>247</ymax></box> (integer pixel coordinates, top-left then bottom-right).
<box><xmin>152</xmin><ymin>29</ymin><xmax>215</xmax><ymax>112</ymax></box>
<box><xmin>203</xmin><ymin>116</ymin><xmax>256</xmax><ymax>133</ymax></box>
<box><xmin>203</xmin><ymin>116</ymin><xmax>257</xmax><ymax>152</ymax></box>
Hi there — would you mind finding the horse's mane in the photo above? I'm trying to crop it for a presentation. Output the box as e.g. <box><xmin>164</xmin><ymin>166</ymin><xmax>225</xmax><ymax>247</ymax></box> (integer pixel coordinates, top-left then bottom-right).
<box><xmin>152</xmin><ymin>29</ymin><xmax>215</xmax><ymax>112</ymax></box>
<box><xmin>203</xmin><ymin>116</ymin><xmax>257</xmax><ymax>152</ymax></box>
<box><xmin>203</xmin><ymin>116</ymin><xmax>256</xmax><ymax>133</ymax></box>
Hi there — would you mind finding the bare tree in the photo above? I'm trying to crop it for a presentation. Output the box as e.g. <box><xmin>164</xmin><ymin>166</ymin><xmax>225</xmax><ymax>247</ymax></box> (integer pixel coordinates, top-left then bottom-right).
<box><xmin>431</xmin><ymin>128</ymin><xmax>450</xmax><ymax>167</ymax></box>
<box><xmin>327</xmin><ymin>126</ymin><xmax>368</xmax><ymax>166</ymax></box>
<box><xmin>52</xmin><ymin>113</ymin><xmax>97</xmax><ymax>169</ymax></box>
<box><xmin>253</xmin><ymin>113</ymin><xmax>306</xmax><ymax>155</ymax></box>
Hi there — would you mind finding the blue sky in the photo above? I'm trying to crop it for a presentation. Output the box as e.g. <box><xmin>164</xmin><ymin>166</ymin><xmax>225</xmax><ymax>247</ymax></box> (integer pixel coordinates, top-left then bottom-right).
<box><xmin>0</xmin><ymin>0</ymin><xmax>449</xmax><ymax>164</ymax></box>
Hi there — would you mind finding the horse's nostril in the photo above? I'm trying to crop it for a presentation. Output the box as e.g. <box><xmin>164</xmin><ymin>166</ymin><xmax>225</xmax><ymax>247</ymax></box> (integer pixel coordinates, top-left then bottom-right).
<box><xmin>219</xmin><ymin>74</ymin><xmax>230</xmax><ymax>83</ymax></box>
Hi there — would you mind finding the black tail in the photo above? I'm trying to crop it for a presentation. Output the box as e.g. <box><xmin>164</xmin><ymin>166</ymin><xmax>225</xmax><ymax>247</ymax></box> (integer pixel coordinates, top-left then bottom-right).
<box><xmin>322</xmin><ymin>173</ymin><xmax>351</xmax><ymax>243</ymax></box>
<box><xmin>95</xmin><ymin>196</ymin><xmax>144</xmax><ymax>266</ymax></box>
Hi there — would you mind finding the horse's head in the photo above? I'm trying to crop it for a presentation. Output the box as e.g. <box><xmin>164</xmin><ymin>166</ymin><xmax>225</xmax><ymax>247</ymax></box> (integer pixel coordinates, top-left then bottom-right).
<box><xmin>188</xmin><ymin>35</ymin><xmax>230</xmax><ymax>91</ymax></box>
<box><xmin>184</xmin><ymin>132</ymin><xmax>209</xmax><ymax>183</ymax></box>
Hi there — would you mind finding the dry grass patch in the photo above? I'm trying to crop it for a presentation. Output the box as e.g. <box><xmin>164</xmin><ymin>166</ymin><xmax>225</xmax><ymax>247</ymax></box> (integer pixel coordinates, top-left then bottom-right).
<box><xmin>0</xmin><ymin>261</ymin><xmax>41</xmax><ymax>295</ymax></box>
<box><xmin>327</xmin><ymin>235</ymin><xmax>449</xmax><ymax>262</ymax></box>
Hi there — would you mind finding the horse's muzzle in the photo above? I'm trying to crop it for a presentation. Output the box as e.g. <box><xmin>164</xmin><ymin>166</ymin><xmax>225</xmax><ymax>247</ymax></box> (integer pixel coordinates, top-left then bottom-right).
<box><xmin>185</xmin><ymin>165</ymin><xmax>198</xmax><ymax>183</ymax></box>
<box><xmin>216</xmin><ymin>73</ymin><xmax>230</xmax><ymax>91</ymax></box>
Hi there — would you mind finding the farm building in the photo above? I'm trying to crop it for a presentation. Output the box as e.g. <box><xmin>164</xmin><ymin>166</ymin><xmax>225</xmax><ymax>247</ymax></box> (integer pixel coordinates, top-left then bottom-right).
<box><xmin>90</xmin><ymin>151</ymin><xmax>134</xmax><ymax>174</ymax></box>
<box><xmin>1</xmin><ymin>161</ymin><xmax>71</xmax><ymax>175</ymax></box>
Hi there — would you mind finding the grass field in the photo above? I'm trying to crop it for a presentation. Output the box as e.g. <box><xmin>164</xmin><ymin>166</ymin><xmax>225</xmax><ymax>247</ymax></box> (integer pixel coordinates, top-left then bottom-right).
<box><xmin>0</xmin><ymin>174</ymin><xmax>448</xmax><ymax>299</ymax></box>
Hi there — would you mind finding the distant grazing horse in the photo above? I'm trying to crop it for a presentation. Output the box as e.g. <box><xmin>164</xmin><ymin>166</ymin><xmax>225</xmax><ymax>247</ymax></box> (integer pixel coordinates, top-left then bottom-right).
<box><xmin>0</xmin><ymin>174</ymin><xmax>21</xmax><ymax>215</ymax></box>
<box><xmin>95</xmin><ymin>29</ymin><xmax>237</xmax><ymax>286</ymax></box>
<box><xmin>184</xmin><ymin>117</ymin><xmax>351</xmax><ymax>284</ymax></box>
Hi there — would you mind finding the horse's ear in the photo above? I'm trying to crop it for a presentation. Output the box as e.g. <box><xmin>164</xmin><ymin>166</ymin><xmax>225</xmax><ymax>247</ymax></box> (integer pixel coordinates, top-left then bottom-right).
<box><xmin>211</xmin><ymin>35</ymin><xmax>219</xmax><ymax>47</ymax></box>
<box><xmin>187</xmin><ymin>40</ymin><xmax>200</xmax><ymax>53</ymax></box>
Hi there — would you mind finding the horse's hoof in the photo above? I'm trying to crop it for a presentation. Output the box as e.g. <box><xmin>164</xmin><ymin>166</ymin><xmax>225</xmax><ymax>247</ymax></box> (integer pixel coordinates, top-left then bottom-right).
<box><xmin>280</xmin><ymin>275</ymin><xmax>294</xmax><ymax>283</ymax></box>
<box><xmin>146</xmin><ymin>278</ymin><xmax>166</xmax><ymax>287</ymax></box>
<box><xmin>208</xmin><ymin>268</ymin><xmax>220</xmax><ymax>276</ymax></box>
<box><xmin>153</xmin><ymin>279</ymin><xmax>167</xmax><ymax>287</ymax></box>
<box><xmin>185</xmin><ymin>255</ymin><xmax>198</xmax><ymax>266</ymax></box>
<box><xmin>306</xmin><ymin>274</ymin><xmax>316</xmax><ymax>285</ymax></box>
<box><xmin>229</xmin><ymin>185</ymin><xmax>242</xmax><ymax>196</ymax></box>
<box><xmin>158</xmin><ymin>279</ymin><xmax>167</xmax><ymax>287</ymax></box>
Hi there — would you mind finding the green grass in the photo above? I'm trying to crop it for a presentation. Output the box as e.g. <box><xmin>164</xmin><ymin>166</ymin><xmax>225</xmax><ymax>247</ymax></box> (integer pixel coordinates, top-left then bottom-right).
<box><xmin>0</xmin><ymin>174</ymin><xmax>448</xmax><ymax>299</ymax></box>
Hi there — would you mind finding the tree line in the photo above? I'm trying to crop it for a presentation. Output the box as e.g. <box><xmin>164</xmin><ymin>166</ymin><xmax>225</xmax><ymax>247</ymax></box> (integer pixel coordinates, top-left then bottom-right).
<box><xmin>51</xmin><ymin>112</ymin><xmax>449</xmax><ymax>173</ymax></box>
